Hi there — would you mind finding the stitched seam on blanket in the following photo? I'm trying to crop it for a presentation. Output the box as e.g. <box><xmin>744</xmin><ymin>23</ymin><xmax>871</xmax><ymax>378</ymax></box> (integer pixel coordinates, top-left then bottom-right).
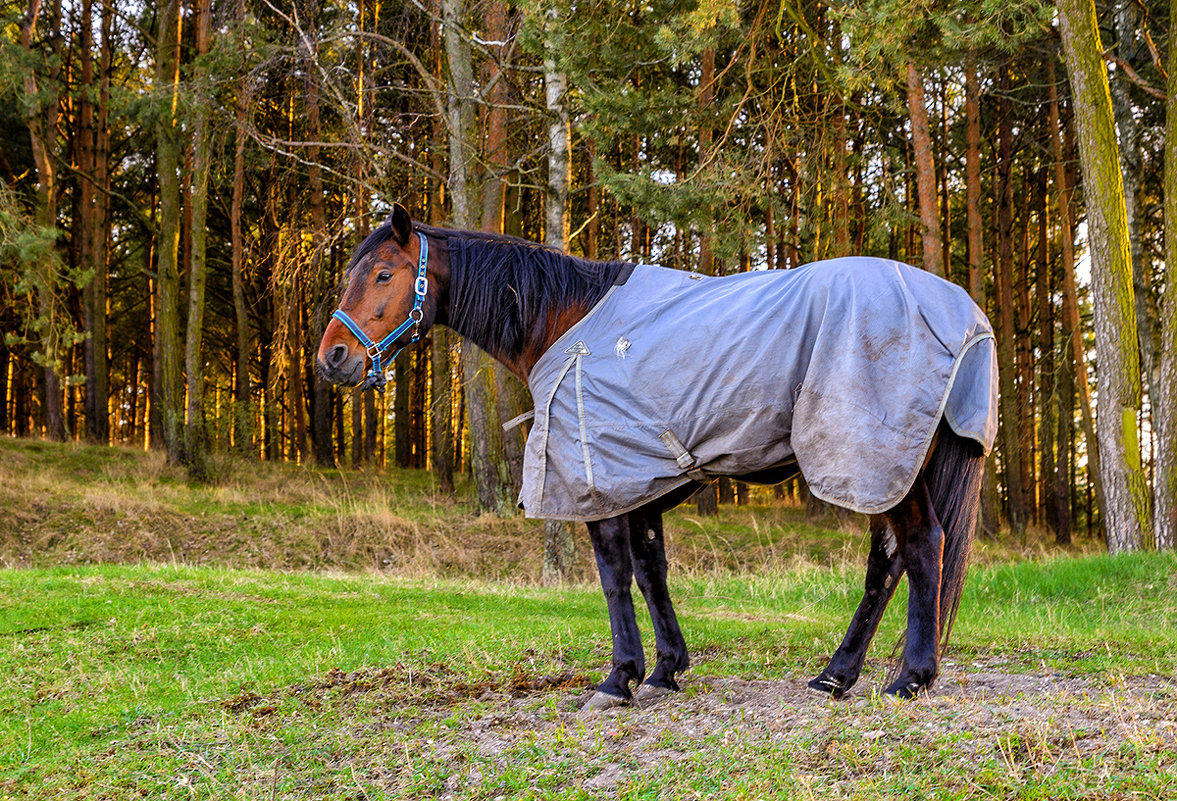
<box><xmin>536</xmin><ymin>356</ymin><xmax>579</xmax><ymax>514</ymax></box>
<box><xmin>573</xmin><ymin>354</ymin><xmax>605</xmax><ymax>514</ymax></box>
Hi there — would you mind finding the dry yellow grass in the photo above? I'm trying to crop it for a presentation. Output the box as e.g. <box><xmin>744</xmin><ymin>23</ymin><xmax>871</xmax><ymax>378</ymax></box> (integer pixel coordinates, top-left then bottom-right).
<box><xmin>0</xmin><ymin>435</ymin><xmax>1098</xmax><ymax>578</ymax></box>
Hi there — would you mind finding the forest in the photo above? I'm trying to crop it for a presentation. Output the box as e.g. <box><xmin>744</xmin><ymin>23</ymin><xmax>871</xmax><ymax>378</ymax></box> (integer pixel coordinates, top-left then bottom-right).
<box><xmin>2</xmin><ymin>0</ymin><xmax>1174</xmax><ymax>555</ymax></box>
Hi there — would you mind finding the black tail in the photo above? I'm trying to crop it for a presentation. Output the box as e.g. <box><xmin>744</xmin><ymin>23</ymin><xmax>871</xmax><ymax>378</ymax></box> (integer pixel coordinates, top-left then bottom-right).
<box><xmin>925</xmin><ymin>424</ymin><xmax>986</xmax><ymax>647</ymax></box>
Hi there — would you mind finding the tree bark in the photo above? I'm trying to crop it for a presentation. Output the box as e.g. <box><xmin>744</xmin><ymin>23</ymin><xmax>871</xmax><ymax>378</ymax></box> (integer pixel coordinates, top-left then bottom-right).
<box><xmin>1035</xmin><ymin>167</ymin><xmax>1058</xmax><ymax>535</ymax></box>
<box><xmin>427</xmin><ymin>8</ymin><xmax>454</xmax><ymax>490</ymax></box>
<box><xmin>906</xmin><ymin>61</ymin><xmax>943</xmax><ymax>277</ymax></box>
<box><xmin>446</xmin><ymin>0</ymin><xmax>514</xmax><ymax>513</ymax></box>
<box><xmin>965</xmin><ymin>53</ymin><xmax>983</xmax><ymax>303</ymax></box>
<box><xmin>1109</xmin><ymin>4</ymin><xmax>1160</xmax><ymax>435</ymax></box>
<box><xmin>1058</xmin><ymin>0</ymin><xmax>1150</xmax><ymax>552</ymax></box>
<box><xmin>183</xmin><ymin>0</ymin><xmax>213</xmax><ymax>479</ymax></box>
<box><xmin>153</xmin><ymin>0</ymin><xmax>184</xmax><ymax>461</ymax></box>
<box><xmin>231</xmin><ymin>0</ymin><xmax>253</xmax><ymax>457</ymax></box>
<box><xmin>304</xmin><ymin>0</ymin><xmax>334</xmax><ymax>467</ymax></box>
<box><xmin>996</xmin><ymin>67</ymin><xmax>1025</xmax><ymax>534</ymax></box>
<box><xmin>1155</xmin><ymin>5</ymin><xmax>1177</xmax><ymax>550</ymax></box>
<box><xmin>1049</xmin><ymin>60</ymin><xmax>1096</xmax><ymax>541</ymax></box>
<box><xmin>21</xmin><ymin>0</ymin><xmax>66</xmax><ymax>441</ymax></box>
<box><xmin>542</xmin><ymin>15</ymin><xmax>577</xmax><ymax>578</ymax></box>
<box><xmin>697</xmin><ymin>47</ymin><xmax>716</xmax><ymax>279</ymax></box>
<box><xmin>965</xmin><ymin>52</ymin><xmax>999</xmax><ymax>537</ymax></box>
<box><xmin>80</xmin><ymin>0</ymin><xmax>109</xmax><ymax>444</ymax></box>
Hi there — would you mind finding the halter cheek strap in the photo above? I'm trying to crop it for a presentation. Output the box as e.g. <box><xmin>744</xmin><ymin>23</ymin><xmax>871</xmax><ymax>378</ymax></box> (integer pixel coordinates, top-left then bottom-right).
<box><xmin>331</xmin><ymin>230</ymin><xmax>429</xmax><ymax>392</ymax></box>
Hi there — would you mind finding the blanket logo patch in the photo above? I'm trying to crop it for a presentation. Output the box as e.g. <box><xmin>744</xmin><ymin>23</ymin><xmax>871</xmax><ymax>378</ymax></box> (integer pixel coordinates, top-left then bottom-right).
<box><xmin>564</xmin><ymin>340</ymin><xmax>591</xmax><ymax>356</ymax></box>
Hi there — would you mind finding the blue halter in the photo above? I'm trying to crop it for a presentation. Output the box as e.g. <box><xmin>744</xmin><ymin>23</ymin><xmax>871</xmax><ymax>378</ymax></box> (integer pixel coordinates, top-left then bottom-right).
<box><xmin>331</xmin><ymin>231</ymin><xmax>429</xmax><ymax>392</ymax></box>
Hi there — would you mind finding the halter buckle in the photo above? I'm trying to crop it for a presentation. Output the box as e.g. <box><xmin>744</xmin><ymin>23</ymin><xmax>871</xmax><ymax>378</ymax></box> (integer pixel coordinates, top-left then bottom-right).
<box><xmin>414</xmin><ymin>276</ymin><xmax>429</xmax><ymax>296</ymax></box>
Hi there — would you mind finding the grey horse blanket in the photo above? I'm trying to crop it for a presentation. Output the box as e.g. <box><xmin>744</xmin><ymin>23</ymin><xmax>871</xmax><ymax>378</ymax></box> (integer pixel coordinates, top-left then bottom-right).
<box><xmin>518</xmin><ymin>257</ymin><xmax>998</xmax><ymax>522</ymax></box>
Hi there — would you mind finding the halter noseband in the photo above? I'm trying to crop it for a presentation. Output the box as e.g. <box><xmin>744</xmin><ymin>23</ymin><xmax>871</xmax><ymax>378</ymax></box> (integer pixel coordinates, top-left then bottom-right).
<box><xmin>331</xmin><ymin>230</ymin><xmax>429</xmax><ymax>392</ymax></box>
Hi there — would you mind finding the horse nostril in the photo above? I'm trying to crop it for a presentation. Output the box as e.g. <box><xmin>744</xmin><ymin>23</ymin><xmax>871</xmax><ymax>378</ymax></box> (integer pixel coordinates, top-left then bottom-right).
<box><xmin>328</xmin><ymin>344</ymin><xmax>348</xmax><ymax>367</ymax></box>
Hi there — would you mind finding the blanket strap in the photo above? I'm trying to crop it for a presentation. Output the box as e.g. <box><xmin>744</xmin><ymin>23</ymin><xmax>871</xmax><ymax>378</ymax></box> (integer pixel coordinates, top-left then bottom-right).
<box><xmin>659</xmin><ymin>430</ymin><xmax>708</xmax><ymax>482</ymax></box>
<box><xmin>502</xmin><ymin>410</ymin><xmax>535</xmax><ymax>432</ymax></box>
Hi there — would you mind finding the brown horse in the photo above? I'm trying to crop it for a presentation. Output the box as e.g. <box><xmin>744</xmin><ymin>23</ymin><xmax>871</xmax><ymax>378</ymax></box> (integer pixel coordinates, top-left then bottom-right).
<box><xmin>317</xmin><ymin>203</ymin><xmax>991</xmax><ymax>709</ymax></box>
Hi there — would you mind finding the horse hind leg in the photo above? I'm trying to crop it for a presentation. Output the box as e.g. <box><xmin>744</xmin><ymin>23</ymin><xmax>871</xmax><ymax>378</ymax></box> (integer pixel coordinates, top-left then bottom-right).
<box><xmin>584</xmin><ymin>515</ymin><xmax>646</xmax><ymax>710</ymax></box>
<box><xmin>627</xmin><ymin>509</ymin><xmax>689</xmax><ymax>701</ymax></box>
<box><xmin>809</xmin><ymin>515</ymin><xmax>905</xmax><ymax>699</ymax></box>
<box><xmin>882</xmin><ymin>477</ymin><xmax>945</xmax><ymax>699</ymax></box>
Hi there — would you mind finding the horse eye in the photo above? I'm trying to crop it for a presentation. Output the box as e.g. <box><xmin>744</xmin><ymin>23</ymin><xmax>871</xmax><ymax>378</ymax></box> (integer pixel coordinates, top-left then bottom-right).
<box><xmin>376</xmin><ymin>271</ymin><xmax>392</xmax><ymax>283</ymax></box>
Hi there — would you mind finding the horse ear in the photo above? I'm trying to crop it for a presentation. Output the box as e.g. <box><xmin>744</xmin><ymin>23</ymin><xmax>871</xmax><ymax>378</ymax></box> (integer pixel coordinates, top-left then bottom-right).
<box><xmin>388</xmin><ymin>203</ymin><xmax>413</xmax><ymax>246</ymax></box>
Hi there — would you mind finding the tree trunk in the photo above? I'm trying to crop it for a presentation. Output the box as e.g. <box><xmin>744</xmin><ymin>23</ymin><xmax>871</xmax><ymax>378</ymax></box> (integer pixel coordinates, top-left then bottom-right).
<box><xmin>153</xmin><ymin>0</ymin><xmax>184</xmax><ymax>462</ymax></box>
<box><xmin>21</xmin><ymin>0</ymin><xmax>66</xmax><ymax>441</ymax></box>
<box><xmin>445</xmin><ymin>0</ymin><xmax>513</xmax><ymax>513</ymax></box>
<box><xmin>304</xmin><ymin>0</ymin><xmax>334</xmax><ymax>467</ymax></box>
<box><xmin>230</xmin><ymin>0</ymin><xmax>253</xmax><ymax>457</ymax></box>
<box><xmin>905</xmin><ymin>61</ymin><xmax>943</xmax><ymax>277</ymax></box>
<box><xmin>1110</xmin><ymin>3</ymin><xmax>1160</xmax><ymax>436</ymax></box>
<box><xmin>965</xmin><ymin>53</ymin><xmax>982</xmax><ymax>302</ymax></box>
<box><xmin>542</xmin><ymin>19</ymin><xmax>578</xmax><ymax>577</ymax></box>
<box><xmin>996</xmin><ymin>67</ymin><xmax>1025</xmax><ymax>534</ymax></box>
<box><xmin>1155</xmin><ymin>6</ymin><xmax>1177</xmax><ymax>550</ymax></box>
<box><xmin>1058</xmin><ymin>0</ymin><xmax>1150</xmax><ymax>552</ymax></box>
<box><xmin>80</xmin><ymin>0</ymin><xmax>109</xmax><ymax>444</ymax></box>
<box><xmin>1016</xmin><ymin>173</ymin><xmax>1036</xmax><ymax>526</ymax></box>
<box><xmin>394</xmin><ymin>348</ymin><xmax>411</xmax><ymax>467</ymax></box>
<box><xmin>0</xmin><ymin>342</ymin><xmax>8</xmax><ymax>434</ymax></box>
<box><xmin>965</xmin><ymin>52</ymin><xmax>999</xmax><ymax>537</ymax></box>
<box><xmin>351</xmin><ymin>387</ymin><xmax>363</xmax><ymax>468</ymax></box>
<box><xmin>183</xmin><ymin>0</ymin><xmax>213</xmax><ymax>479</ymax></box>
<box><xmin>428</xmin><ymin>7</ymin><xmax>453</xmax><ymax>491</ymax></box>
<box><xmin>1049</xmin><ymin>60</ymin><xmax>1096</xmax><ymax>540</ymax></box>
<box><xmin>697</xmin><ymin>47</ymin><xmax>716</xmax><ymax>279</ymax></box>
<box><xmin>1035</xmin><ymin>167</ymin><xmax>1058</xmax><ymax>536</ymax></box>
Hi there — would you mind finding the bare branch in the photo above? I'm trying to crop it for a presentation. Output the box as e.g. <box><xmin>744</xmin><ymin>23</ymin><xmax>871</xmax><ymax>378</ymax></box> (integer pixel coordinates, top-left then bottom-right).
<box><xmin>1105</xmin><ymin>51</ymin><xmax>1167</xmax><ymax>100</ymax></box>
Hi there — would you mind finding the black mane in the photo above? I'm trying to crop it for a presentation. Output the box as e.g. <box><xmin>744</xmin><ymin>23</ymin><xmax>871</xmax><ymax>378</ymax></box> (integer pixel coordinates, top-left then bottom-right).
<box><xmin>415</xmin><ymin>223</ymin><xmax>631</xmax><ymax>363</ymax></box>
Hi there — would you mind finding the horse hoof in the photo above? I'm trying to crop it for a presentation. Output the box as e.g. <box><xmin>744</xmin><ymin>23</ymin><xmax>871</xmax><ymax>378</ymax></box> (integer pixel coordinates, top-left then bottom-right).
<box><xmin>582</xmin><ymin>690</ymin><xmax>629</xmax><ymax>712</ymax></box>
<box><xmin>633</xmin><ymin>683</ymin><xmax>674</xmax><ymax>705</ymax></box>
<box><xmin>882</xmin><ymin>681</ymin><xmax>925</xmax><ymax>701</ymax></box>
<box><xmin>807</xmin><ymin>675</ymin><xmax>847</xmax><ymax>699</ymax></box>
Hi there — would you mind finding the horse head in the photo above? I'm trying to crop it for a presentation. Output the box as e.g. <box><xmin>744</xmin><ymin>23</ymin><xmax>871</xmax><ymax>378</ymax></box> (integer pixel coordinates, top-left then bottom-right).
<box><xmin>316</xmin><ymin>203</ymin><xmax>444</xmax><ymax>390</ymax></box>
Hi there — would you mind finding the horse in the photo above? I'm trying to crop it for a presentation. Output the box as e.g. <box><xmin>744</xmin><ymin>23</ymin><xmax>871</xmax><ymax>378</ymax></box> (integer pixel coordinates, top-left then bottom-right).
<box><xmin>316</xmin><ymin>203</ymin><xmax>996</xmax><ymax>710</ymax></box>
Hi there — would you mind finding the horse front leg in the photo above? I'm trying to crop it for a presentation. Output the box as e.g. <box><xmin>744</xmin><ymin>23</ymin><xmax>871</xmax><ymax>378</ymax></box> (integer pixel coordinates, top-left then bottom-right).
<box><xmin>883</xmin><ymin>477</ymin><xmax>944</xmax><ymax>699</ymax></box>
<box><xmin>585</xmin><ymin>515</ymin><xmax>645</xmax><ymax>709</ymax></box>
<box><xmin>627</xmin><ymin>509</ymin><xmax>689</xmax><ymax>700</ymax></box>
<box><xmin>809</xmin><ymin>515</ymin><xmax>905</xmax><ymax>699</ymax></box>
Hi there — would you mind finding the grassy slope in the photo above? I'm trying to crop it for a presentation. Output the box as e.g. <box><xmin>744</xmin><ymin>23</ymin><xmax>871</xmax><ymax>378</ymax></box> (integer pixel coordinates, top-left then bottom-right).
<box><xmin>3</xmin><ymin>437</ymin><xmax>1175</xmax><ymax>798</ymax></box>
<box><xmin>0</xmin><ymin>436</ymin><xmax>1089</xmax><ymax>577</ymax></box>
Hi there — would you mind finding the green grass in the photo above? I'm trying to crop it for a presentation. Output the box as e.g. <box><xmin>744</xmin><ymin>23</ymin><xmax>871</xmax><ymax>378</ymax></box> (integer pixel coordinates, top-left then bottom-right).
<box><xmin>4</xmin><ymin>553</ymin><xmax>1177</xmax><ymax>799</ymax></box>
<box><xmin>2</xmin><ymin>436</ymin><xmax>1174</xmax><ymax>799</ymax></box>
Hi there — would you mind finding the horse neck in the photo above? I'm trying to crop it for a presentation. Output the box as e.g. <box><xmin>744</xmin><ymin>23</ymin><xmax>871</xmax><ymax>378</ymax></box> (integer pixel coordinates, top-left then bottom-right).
<box><xmin>442</xmin><ymin>232</ymin><xmax>615</xmax><ymax>383</ymax></box>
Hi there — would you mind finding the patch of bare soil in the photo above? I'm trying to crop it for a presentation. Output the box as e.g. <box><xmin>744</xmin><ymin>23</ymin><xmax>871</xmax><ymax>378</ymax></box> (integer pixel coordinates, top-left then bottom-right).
<box><xmin>408</xmin><ymin>661</ymin><xmax>1177</xmax><ymax>795</ymax></box>
<box><xmin>204</xmin><ymin>660</ymin><xmax>1177</xmax><ymax>797</ymax></box>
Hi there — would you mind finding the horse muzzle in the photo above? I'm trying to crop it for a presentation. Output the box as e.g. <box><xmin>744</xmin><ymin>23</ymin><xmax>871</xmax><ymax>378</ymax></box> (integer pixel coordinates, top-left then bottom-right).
<box><xmin>316</xmin><ymin>344</ymin><xmax>365</xmax><ymax>387</ymax></box>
